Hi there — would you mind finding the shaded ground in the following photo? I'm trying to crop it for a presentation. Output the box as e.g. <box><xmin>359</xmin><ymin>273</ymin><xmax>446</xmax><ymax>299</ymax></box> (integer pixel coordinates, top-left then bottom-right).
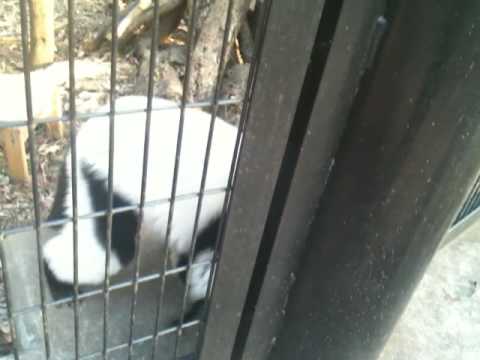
<box><xmin>380</xmin><ymin>222</ymin><xmax>480</xmax><ymax>360</ymax></box>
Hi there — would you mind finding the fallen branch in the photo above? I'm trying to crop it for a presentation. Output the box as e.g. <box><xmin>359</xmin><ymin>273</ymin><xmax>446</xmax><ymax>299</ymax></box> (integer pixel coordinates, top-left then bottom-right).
<box><xmin>238</xmin><ymin>20</ymin><xmax>253</xmax><ymax>63</ymax></box>
<box><xmin>84</xmin><ymin>0</ymin><xmax>185</xmax><ymax>52</ymax></box>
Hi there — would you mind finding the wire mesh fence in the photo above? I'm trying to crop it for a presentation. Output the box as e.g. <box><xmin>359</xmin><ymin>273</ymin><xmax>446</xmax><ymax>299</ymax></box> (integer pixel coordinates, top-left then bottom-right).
<box><xmin>0</xmin><ymin>0</ymin><xmax>271</xmax><ymax>359</ymax></box>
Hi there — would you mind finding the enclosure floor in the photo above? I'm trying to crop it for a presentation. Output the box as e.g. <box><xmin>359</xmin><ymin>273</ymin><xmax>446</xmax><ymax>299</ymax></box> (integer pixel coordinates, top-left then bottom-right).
<box><xmin>0</xmin><ymin>229</ymin><xmax>199</xmax><ymax>360</ymax></box>
<box><xmin>1</xmin><ymin>221</ymin><xmax>479</xmax><ymax>360</ymax></box>
<box><xmin>380</xmin><ymin>220</ymin><xmax>480</xmax><ymax>360</ymax></box>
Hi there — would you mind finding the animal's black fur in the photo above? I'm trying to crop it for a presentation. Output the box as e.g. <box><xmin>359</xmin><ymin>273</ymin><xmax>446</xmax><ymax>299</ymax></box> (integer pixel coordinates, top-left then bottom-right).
<box><xmin>47</xmin><ymin>162</ymin><xmax>68</xmax><ymax>228</ymax></box>
<box><xmin>81</xmin><ymin>162</ymin><xmax>138</xmax><ymax>266</ymax></box>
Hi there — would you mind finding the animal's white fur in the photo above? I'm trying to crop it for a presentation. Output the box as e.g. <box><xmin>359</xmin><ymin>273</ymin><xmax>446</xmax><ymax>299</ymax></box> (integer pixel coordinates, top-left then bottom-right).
<box><xmin>43</xmin><ymin>96</ymin><xmax>238</xmax><ymax>285</ymax></box>
<box><xmin>188</xmin><ymin>250</ymin><xmax>214</xmax><ymax>302</ymax></box>
<box><xmin>0</xmin><ymin>60</ymin><xmax>115</xmax><ymax>124</ymax></box>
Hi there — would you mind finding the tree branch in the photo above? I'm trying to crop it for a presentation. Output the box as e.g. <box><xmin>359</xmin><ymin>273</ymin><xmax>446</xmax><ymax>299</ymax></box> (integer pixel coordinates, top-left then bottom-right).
<box><xmin>84</xmin><ymin>0</ymin><xmax>185</xmax><ymax>52</ymax></box>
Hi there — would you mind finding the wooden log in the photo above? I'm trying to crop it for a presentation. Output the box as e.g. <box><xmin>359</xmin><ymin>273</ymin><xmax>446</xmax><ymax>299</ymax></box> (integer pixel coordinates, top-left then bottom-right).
<box><xmin>28</xmin><ymin>0</ymin><xmax>56</xmax><ymax>68</ymax></box>
<box><xmin>45</xmin><ymin>86</ymin><xmax>64</xmax><ymax>139</ymax></box>
<box><xmin>0</xmin><ymin>127</ymin><xmax>29</xmax><ymax>182</ymax></box>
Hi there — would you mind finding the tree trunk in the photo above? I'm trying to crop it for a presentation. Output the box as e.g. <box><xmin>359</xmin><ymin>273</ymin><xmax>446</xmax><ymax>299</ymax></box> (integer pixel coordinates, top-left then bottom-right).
<box><xmin>27</xmin><ymin>0</ymin><xmax>63</xmax><ymax>139</ymax></box>
<box><xmin>28</xmin><ymin>0</ymin><xmax>55</xmax><ymax>68</ymax></box>
<box><xmin>187</xmin><ymin>0</ymin><xmax>250</xmax><ymax>101</ymax></box>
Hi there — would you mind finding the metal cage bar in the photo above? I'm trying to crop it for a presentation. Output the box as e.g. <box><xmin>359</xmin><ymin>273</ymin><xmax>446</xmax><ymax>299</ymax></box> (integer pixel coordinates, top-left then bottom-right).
<box><xmin>79</xmin><ymin>320</ymin><xmax>200</xmax><ymax>360</ymax></box>
<box><xmin>149</xmin><ymin>0</ymin><xmax>201</xmax><ymax>356</ymax></box>
<box><xmin>196</xmin><ymin>0</ymin><xmax>274</xmax><ymax>356</ymax></box>
<box><xmin>18</xmin><ymin>0</ymin><xmax>51</xmax><ymax>357</ymax></box>
<box><xmin>0</xmin><ymin>99</ymin><xmax>242</xmax><ymax>129</ymax></box>
<box><xmin>102</xmin><ymin>0</ymin><xmax>120</xmax><ymax>358</ymax></box>
<box><xmin>2</xmin><ymin>187</ymin><xmax>228</xmax><ymax>237</ymax></box>
<box><xmin>453</xmin><ymin>175</ymin><xmax>480</xmax><ymax>224</ymax></box>
<box><xmin>66</xmin><ymin>0</ymin><xmax>81</xmax><ymax>358</ymax></box>
<box><xmin>172</xmin><ymin>0</ymin><xmax>235</xmax><ymax>357</ymax></box>
<box><xmin>8</xmin><ymin>259</ymin><xmax>211</xmax><ymax>318</ymax></box>
<box><xmin>2</xmin><ymin>2</ymin><xmax>247</xmax><ymax>359</ymax></box>
<box><xmin>125</xmin><ymin>0</ymin><xmax>165</xmax><ymax>357</ymax></box>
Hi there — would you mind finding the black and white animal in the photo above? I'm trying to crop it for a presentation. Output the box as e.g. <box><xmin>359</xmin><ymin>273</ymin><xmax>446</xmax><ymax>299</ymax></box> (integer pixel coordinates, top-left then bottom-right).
<box><xmin>43</xmin><ymin>96</ymin><xmax>238</xmax><ymax>319</ymax></box>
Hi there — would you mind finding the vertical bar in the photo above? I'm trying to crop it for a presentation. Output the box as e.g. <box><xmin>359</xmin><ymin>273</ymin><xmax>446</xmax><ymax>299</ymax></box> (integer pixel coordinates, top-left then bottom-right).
<box><xmin>463</xmin><ymin>186</ymin><xmax>480</xmax><ymax>217</ymax></box>
<box><xmin>102</xmin><ymin>0</ymin><xmax>119</xmax><ymax>358</ymax></box>
<box><xmin>17</xmin><ymin>0</ymin><xmax>51</xmax><ymax>357</ymax></box>
<box><xmin>455</xmin><ymin>181</ymin><xmax>475</xmax><ymax>219</ymax></box>
<box><xmin>150</xmin><ymin>0</ymin><xmax>200</xmax><ymax>358</ymax></box>
<box><xmin>126</xmin><ymin>0</ymin><xmax>162</xmax><ymax>358</ymax></box>
<box><xmin>455</xmin><ymin>176</ymin><xmax>480</xmax><ymax>222</ymax></box>
<box><xmin>172</xmin><ymin>0</ymin><xmax>235</xmax><ymax>357</ymax></box>
<box><xmin>239</xmin><ymin>1</ymin><xmax>386</xmax><ymax>359</ymax></box>
<box><xmin>0</xmin><ymin>244</ymin><xmax>20</xmax><ymax>360</ymax></box>
<box><xmin>66</xmin><ymin>0</ymin><xmax>81</xmax><ymax>358</ymax></box>
<box><xmin>197</xmin><ymin>1</ymin><xmax>328</xmax><ymax>359</ymax></box>
<box><xmin>269</xmin><ymin>1</ymin><xmax>480</xmax><ymax>359</ymax></box>
<box><xmin>197</xmin><ymin>0</ymin><xmax>273</xmax><ymax>353</ymax></box>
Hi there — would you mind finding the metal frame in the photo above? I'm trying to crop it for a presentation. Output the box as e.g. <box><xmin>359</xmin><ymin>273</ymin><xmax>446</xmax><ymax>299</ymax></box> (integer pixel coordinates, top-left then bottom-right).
<box><xmin>239</xmin><ymin>0</ymin><xmax>387</xmax><ymax>358</ymax></box>
<box><xmin>196</xmin><ymin>1</ymin><xmax>331</xmax><ymax>359</ymax></box>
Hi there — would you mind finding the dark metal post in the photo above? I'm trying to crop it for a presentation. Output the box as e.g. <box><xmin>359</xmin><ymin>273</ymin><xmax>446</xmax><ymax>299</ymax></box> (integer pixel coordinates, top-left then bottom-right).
<box><xmin>270</xmin><ymin>1</ymin><xmax>480</xmax><ymax>359</ymax></box>
<box><xmin>197</xmin><ymin>1</ymin><xmax>328</xmax><ymax>359</ymax></box>
<box><xmin>238</xmin><ymin>0</ymin><xmax>386</xmax><ymax>358</ymax></box>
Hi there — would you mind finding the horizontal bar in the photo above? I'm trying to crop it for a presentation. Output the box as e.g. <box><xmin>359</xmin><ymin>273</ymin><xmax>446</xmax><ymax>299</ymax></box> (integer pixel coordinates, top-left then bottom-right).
<box><xmin>1</xmin><ymin>187</ymin><xmax>229</xmax><ymax>236</ymax></box>
<box><xmin>0</xmin><ymin>32</ymin><xmax>20</xmax><ymax>37</ymax></box>
<box><xmin>0</xmin><ymin>98</ymin><xmax>242</xmax><ymax>129</ymax></box>
<box><xmin>150</xmin><ymin>0</ymin><xmax>200</xmax><ymax>357</ymax></box>
<box><xmin>10</xmin><ymin>260</ymin><xmax>212</xmax><ymax>317</ymax></box>
<box><xmin>76</xmin><ymin>320</ymin><xmax>200</xmax><ymax>360</ymax></box>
